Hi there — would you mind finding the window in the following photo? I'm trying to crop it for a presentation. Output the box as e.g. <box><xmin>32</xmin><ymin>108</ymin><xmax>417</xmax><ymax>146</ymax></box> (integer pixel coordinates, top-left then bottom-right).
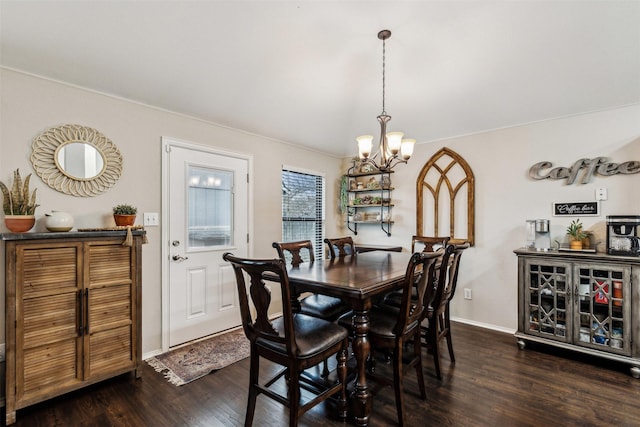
<box><xmin>281</xmin><ymin>168</ymin><xmax>325</xmax><ymax>261</ymax></box>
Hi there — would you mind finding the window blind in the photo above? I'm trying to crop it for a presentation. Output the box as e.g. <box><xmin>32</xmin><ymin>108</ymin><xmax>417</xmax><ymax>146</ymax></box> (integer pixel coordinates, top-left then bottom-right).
<box><xmin>281</xmin><ymin>168</ymin><xmax>325</xmax><ymax>261</ymax></box>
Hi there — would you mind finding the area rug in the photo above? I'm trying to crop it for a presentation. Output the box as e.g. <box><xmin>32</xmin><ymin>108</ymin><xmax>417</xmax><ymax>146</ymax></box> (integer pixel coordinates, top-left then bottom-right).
<box><xmin>146</xmin><ymin>327</ymin><xmax>250</xmax><ymax>386</ymax></box>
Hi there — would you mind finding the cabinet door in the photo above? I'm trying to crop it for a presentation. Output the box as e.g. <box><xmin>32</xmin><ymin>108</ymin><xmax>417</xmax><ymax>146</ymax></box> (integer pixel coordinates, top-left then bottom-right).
<box><xmin>85</xmin><ymin>242</ymin><xmax>138</xmax><ymax>379</ymax></box>
<box><xmin>574</xmin><ymin>263</ymin><xmax>631</xmax><ymax>356</ymax></box>
<box><xmin>523</xmin><ymin>259</ymin><xmax>571</xmax><ymax>342</ymax></box>
<box><xmin>16</xmin><ymin>244</ymin><xmax>83</xmax><ymax>404</ymax></box>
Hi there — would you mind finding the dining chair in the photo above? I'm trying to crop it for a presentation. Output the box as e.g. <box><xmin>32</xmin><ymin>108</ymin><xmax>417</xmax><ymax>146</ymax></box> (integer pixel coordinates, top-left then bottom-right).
<box><xmin>324</xmin><ymin>236</ymin><xmax>355</xmax><ymax>259</ymax></box>
<box><xmin>422</xmin><ymin>242</ymin><xmax>470</xmax><ymax>380</ymax></box>
<box><xmin>272</xmin><ymin>240</ymin><xmax>350</xmax><ymax>377</ymax></box>
<box><xmin>338</xmin><ymin>251</ymin><xmax>442</xmax><ymax>427</ymax></box>
<box><xmin>222</xmin><ymin>252</ymin><xmax>349</xmax><ymax>427</ymax></box>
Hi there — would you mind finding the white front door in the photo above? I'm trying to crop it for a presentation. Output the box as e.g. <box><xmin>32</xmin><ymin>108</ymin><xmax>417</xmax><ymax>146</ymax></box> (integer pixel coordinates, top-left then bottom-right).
<box><xmin>164</xmin><ymin>139</ymin><xmax>250</xmax><ymax>348</ymax></box>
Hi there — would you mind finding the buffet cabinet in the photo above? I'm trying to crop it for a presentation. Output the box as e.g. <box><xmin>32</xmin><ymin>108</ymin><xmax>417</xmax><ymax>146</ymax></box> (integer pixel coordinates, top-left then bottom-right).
<box><xmin>2</xmin><ymin>231</ymin><xmax>144</xmax><ymax>424</ymax></box>
<box><xmin>514</xmin><ymin>248</ymin><xmax>640</xmax><ymax>377</ymax></box>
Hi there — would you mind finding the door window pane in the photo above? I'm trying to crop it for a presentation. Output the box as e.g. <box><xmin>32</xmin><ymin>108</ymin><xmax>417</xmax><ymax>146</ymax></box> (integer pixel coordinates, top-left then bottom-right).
<box><xmin>188</xmin><ymin>166</ymin><xmax>233</xmax><ymax>249</ymax></box>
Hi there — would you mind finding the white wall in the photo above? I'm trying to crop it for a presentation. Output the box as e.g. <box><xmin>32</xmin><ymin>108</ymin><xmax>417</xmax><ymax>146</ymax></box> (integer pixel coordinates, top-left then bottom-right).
<box><xmin>349</xmin><ymin>104</ymin><xmax>640</xmax><ymax>331</ymax></box>
<box><xmin>2</xmin><ymin>68</ymin><xmax>640</xmax><ymax>353</ymax></box>
<box><xmin>0</xmin><ymin>69</ymin><xmax>345</xmax><ymax>355</ymax></box>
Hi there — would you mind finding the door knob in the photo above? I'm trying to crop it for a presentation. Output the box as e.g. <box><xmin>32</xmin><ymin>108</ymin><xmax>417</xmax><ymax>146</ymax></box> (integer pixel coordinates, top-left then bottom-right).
<box><xmin>172</xmin><ymin>254</ymin><xmax>189</xmax><ymax>262</ymax></box>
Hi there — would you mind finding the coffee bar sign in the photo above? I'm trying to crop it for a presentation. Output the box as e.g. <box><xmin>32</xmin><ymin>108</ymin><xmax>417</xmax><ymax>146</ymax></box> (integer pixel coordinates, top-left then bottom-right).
<box><xmin>553</xmin><ymin>201</ymin><xmax>599</xmax><ymax>217</ymax></box>
<box><xmin>529</xmin><ymin>157</ymin><xmax>640</xmax><ymax>185</ymax></box>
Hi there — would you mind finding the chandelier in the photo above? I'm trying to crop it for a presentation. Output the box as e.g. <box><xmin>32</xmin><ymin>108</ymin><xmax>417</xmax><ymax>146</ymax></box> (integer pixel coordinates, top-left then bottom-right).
<box><xmin>356</xmin><ymin>29</ymin><xmax>415</xmax><ymax>172</ymax></box>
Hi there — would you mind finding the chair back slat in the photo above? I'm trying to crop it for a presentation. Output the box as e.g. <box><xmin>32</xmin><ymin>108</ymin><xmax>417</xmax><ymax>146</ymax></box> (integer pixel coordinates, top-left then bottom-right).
<box><xmin>272</xmin><ymin>240</ymin><xmax>314</xmax><ymax>267</ymax></box>
<box><xmin>223</xmin><ymin>253</ymin><xmax>295</xmax><ymax>352</ymax></box>
<box><xmin>430</xmin><ymin>243</ymin><xmax>469</xmax><ymax>316</ymax></box>
<box><xmin>411</xmin><ymin>235</ymin><xmax>450</xmax><ymax>253</ymax></box>
<box><xmin>394</xmin><ymin>251</ymin><xmax>442</xmax><ymax>336</ymax></box>
<box><xmin>324</xmin><ymin>236</ymin><xmax>355</xmax><ymax>259</ymax></box>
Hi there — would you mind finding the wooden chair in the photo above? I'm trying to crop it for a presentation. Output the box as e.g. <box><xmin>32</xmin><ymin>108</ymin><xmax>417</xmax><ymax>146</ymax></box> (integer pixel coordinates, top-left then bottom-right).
<box><xmin>272</xmin><ymin>240</ymin><xmax>349</xmax><ymax>321</ymax></box>
<box><xmin>273</xmin><ymin>240</ymin><xmax>349</xmax><ymax>378</ymax></box>
<box><xmin>222</xmin><ymin>252</ymin><xmax>349</xmax><ymax>427</ymax></box>
<box><xmin>411</xmin><ymin>235</ymin><xmax>450</xmax><ymax>253</ymax></box>
<box><xmin>324</xmin><ymin>236</ymin><xmax>355</xmax><ymax>259</ymax></box>
<box><xmin>422</xmin><ymin>242</ymin><xmax>470</xmax><ymax>380</ymax></box>
<box><xmin>338</xmin><ymin>251</ymin><xmax>442</xmax><ymax>426</ymax></box>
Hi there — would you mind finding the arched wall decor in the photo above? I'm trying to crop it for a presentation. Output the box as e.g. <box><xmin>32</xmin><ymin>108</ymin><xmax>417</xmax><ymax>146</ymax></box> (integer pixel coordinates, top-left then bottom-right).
<box><xmin>31</xmin><ymin>124</ymin><xmax>123</xmax><ymax>197</ymax></box>
<box><xmin>416</xmin><ymin>147</ymin><xmax>475</xmax><ymax>245</ymax></box>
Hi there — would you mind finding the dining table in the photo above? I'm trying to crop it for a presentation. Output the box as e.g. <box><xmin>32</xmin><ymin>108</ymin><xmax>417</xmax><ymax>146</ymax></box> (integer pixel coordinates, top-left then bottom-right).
<box><xmin>282</xmin><ymin>250</ymin><xmax>412</xmax><ymax>427</ymax></box>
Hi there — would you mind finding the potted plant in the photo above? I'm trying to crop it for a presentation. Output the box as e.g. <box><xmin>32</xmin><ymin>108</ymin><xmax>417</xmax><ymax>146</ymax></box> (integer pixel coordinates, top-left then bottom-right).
<box><xmin>0</xmin><ymin>169</ymin><xmax>38</xmax><ymax>232</ymax></box>
<box><xmin>566</xmin><ymin>219</ymin><xmax>588</xmax><ymax>250</ymax></box>
<box><xmin>113</xmin><ymin>204</ymin><xmax>137</xmax><ymax>226</ymax></box>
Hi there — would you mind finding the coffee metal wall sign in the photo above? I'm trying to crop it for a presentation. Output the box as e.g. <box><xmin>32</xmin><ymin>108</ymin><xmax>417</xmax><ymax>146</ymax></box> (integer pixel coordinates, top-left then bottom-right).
<box><xmin>529</xmin><ymin>157</ymin><xmax>640</xmax><ymax>185</ymax></box>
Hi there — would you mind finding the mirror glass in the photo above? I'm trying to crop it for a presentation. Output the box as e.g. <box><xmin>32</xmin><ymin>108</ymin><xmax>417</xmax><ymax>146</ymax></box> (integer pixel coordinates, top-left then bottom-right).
<box><xmin>56</xmin><ymin>142</ymin><xmax>105</xmax><ymax>180</ymax></box>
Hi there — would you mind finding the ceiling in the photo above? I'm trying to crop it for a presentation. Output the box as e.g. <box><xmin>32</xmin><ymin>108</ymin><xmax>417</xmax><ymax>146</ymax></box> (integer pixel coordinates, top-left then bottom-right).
<box><xmin>1</xmin><ymin>1</ymin><xmax>639</xmax><ymax>158</ymax></box>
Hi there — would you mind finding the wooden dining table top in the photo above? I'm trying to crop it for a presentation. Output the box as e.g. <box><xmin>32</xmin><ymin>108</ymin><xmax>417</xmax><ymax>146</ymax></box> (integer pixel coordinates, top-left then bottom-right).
<box><xmin>284</xmin><ymin>250</ymin><xmax>412</xmax><ymax>300</ymax></box>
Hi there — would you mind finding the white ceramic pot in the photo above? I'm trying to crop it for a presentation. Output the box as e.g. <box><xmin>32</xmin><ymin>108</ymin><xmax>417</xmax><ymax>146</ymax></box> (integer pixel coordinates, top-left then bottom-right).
<box><xmin>45</xmin><ymin>211</ymin><xmax>74</xmax><ymax>232</ymax></box>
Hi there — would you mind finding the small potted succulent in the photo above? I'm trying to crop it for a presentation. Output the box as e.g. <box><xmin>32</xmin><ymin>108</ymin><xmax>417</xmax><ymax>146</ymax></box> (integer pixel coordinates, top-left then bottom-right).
<box><xmin>0</xmin><ymin>169</ymin><xmax>39</xmax><ymax>232</ymax></box>
<box><xmin>113</xmin><ymin>204</ymin><xmax>137</xmax><ymax>226</ymax></box>
<box><xmin>566</xmin><ymin>219</ymin><xmax>588</xmax><ymax>250</ymax></box>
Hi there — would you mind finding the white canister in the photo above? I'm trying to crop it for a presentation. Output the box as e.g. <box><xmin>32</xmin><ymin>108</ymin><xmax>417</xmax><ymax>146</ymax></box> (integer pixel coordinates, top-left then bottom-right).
<box><xmin>45</xmin><ymin>211</ymin><xmax>74</xmax><ymax>232</ymax></box>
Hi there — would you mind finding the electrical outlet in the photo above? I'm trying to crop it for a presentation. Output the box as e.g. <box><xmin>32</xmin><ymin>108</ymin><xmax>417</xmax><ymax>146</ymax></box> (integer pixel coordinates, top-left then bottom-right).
<box><xmin>143</xmin><ymin>212</ymin><xmax>159</xmax><ymax>226</ymax></box>
<box><xmin>464</xmin><ymin>288</ymin><xmax>472</xmax><ymax>300</ymax></box>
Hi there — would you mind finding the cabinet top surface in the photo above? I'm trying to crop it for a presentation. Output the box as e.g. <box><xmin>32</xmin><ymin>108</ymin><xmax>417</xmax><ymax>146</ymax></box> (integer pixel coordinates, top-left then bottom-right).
<box><xmin>1</xmin><ymin>230</ymin><xmax>145</xmax><ymax>241</ymax></box>
<box><xmin>514</xmin><ymin>247</ymin><xmax>640</xmax><ymax>264</ymax></box>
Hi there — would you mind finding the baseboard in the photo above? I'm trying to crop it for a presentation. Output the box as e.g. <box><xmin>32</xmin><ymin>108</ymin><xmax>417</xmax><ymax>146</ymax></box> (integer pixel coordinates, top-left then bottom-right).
<box><xmin>451</xmin><ymin>316</ymin><xmax>516</xmax><ymax>335</ymax></box>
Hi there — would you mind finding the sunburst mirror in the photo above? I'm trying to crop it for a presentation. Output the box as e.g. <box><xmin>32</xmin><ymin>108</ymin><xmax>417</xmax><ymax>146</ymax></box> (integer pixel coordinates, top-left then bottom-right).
<box><xmin>31</xmin><ymin>124</ymin><xmax>123</xmax><ymax>197</ymax></box>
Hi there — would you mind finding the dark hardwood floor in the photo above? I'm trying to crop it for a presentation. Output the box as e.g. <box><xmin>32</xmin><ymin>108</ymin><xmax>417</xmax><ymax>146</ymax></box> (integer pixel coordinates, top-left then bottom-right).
<box><xmin>6</xmin><ymin>322</ymin><xmax>640</xmax><ymax>426</ymax></box>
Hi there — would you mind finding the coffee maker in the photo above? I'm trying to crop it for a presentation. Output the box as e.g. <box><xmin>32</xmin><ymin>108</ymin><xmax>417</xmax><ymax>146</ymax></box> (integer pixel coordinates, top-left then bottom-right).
<box><xmin>607</xmin><ymin>215</ymin><xmax>640</xmax><ymax>256</ymax></box>
<box><xmin>526</xmin><ymin>219</ymin><xmax>552</xmax><ymax>251</ymax></box>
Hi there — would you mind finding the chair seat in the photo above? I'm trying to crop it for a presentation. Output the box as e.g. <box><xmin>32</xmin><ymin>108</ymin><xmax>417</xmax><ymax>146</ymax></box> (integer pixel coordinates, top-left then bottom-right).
<box><xmin>299</xmin><ymin>294</ymin><xmax>349</xmax><ymax>321</ymax></box>
<box><xmin>258</xmin><ymin>313</ymin><xmax>349</xmax><ymax>358</ymax></box>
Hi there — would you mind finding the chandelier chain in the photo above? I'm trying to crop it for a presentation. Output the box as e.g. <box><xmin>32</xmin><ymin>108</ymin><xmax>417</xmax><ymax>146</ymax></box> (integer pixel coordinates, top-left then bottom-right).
<box><xmin>381</xmin><ymin>36</ymin><xmax>386</xmax><ymax>115</ymax></box>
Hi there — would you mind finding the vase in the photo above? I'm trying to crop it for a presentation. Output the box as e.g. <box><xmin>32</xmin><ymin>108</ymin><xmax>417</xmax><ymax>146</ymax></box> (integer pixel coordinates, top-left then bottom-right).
<box><xmin>4</xmin><ymin>215</ymin><xmax>36</xmax><ymax>233</ymax></box>
<box><xmin>114</xmin><ymin>214</ymin><xmax>136</xmax><ymax>226</ymax></box>
<box><xmin>570</xmin><ymin>240</ymin><xmax>583</xmax><ymax>250</ymax></box>
<box><xmin>45</xmin><ymin>211</ymin><xmax>74</xmax><ymax>232</ymax></box>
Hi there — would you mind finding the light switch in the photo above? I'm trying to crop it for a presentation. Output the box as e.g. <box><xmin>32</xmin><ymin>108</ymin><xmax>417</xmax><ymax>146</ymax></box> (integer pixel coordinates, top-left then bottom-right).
<box><xmin>596</xmin><ymin>187</ymin><xmax>608</xmax><ymax>201</ymax></box>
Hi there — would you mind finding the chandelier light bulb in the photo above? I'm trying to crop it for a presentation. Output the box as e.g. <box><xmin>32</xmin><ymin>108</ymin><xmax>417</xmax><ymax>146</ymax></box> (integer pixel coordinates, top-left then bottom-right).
<box><xmin>357</xmin><ymin>135</ymin><xmax>374</xmax><ymax>159</ymax></box>
<box><xmin>386</xmin><ymin>132</ymin><xmax>404</xmax><ymax>155</ymax></box>
<box><xmin>400</xmin><ymin>138</ymin><xmax>416</xmax><ymax>161</ymax></box>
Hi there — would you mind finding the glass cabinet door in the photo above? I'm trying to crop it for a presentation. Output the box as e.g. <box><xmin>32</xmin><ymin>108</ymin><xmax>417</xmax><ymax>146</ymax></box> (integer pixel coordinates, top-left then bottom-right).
<box><xmin>574</xmin><ymin>264</ymin><xmax>631</xmax><ymax>355</ymax></box>
<box><xmin>524</xmin><ymin>260</ymin><xmax>571</xmax><ymax>342</ymax></box>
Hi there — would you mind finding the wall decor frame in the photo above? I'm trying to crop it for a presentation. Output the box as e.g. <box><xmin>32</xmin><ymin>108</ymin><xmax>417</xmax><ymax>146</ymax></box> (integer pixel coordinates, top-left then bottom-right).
<box><xmin>416</xmin><ymin>147</ymin><xmax>475</xmax><ymax>245</ymax></box>
<box><xmin>31</xmin><ymin>124</ymin><xmax>123</xmax><ymax>197</ymax></box>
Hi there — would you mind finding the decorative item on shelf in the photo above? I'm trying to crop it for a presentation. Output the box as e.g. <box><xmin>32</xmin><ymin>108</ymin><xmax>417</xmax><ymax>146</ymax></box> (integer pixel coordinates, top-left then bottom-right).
<box><xmin>360</xmin><ymin>163</ymin><xmax>377</xmax><ymax>174</ymax></box>
<box><xmin>339</xmin><ymin>175</ymin><xmax>349</xmax><ymax>214</ymax></box>
<box><xmin>45</xmin><ymin>211</ymin><xmax>74</xmax><ymax>232</ymax></box>
<box><xmin>566</xmin><ymin>218</ymin><xmax>588</xmax><ymax>250</ymax></box>
<box><xmin>113</xmin><ymin>203</ymin><xmax>137</xmax><ymax>226</ymax></box>
<box><xmin>355</xmin><ymin>30</ymin><xmax>416</xmax><ymax>172</ymax></box>
<box><xmin>381</xmin><ymin>175</ymin><xmax>391</xmax><ymax>189</ymax></box>
<box><xmin>366</xmin><ymin>177</ymin><xmax>380</xmax><ymax>189</ymax></box>
<box><xmin>0</xmin><ymin>169</ymin><xmax>38</xmax><ymax>233</ymax></box>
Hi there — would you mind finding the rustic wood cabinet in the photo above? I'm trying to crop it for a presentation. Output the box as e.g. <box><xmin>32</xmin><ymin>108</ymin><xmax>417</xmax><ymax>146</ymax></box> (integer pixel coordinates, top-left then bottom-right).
<box><xmin>2</xmin><ymin>231</ymin><xmax>144</xmax><ymax>425</ymax></box>
<box><xmin>514</xmin><ymin>248</ymin><xmax>640</xmax><ymax>377</ymax></box>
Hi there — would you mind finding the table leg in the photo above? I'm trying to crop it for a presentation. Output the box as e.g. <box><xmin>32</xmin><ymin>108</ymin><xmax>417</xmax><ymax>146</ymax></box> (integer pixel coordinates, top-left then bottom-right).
<box><xmin>351</xmin><ymin>308</ymin><xmax>372</xmax><ymax>426</ymax></box>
